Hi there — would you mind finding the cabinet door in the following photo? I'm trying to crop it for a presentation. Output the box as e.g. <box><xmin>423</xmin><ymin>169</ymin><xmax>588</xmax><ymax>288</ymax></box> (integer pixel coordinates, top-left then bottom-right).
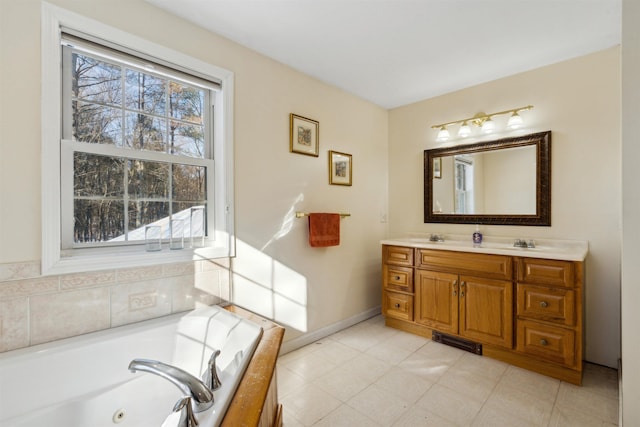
<box><xmin>383</xmin><ymin>245</ymin><xmax>414</xmax><ymax>267</ymax></box>
<box><xmin>415</xmin><ymin>270</ymin><xmax>458</xmax><ymax>334</ymax></box>
<box><xmin>517</xmin><ymin>320</ymin><xmax>576</xmax><ymax>367</ymax></box>
<box><xmin>383</xmin><ymin>291</ymin><xmax>414</xmax><ymax>322</ymax></box>
<box><xmin>517</xmin><ymin>284</ymin><xmax>575</xmax><ymax>326</ymax></box>
<box><xmin>517</xmin><ymin>258</ymin><xmax>575</xmax><ymax>288</ymax></box>
<box><xmin>459</xmin><ymin>276</ymin><xmax>513</xmax><ymax>348</ymax></box>
<box><xmin>383</xmin><ymin>265</ymin><xmax>414</xmax><ymax>293</ymax></box>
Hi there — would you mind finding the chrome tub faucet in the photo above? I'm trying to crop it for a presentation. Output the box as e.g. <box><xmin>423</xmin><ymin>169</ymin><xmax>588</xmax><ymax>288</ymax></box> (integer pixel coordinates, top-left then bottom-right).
<box><xmin>128</xmin><ymin>358</ymin><xmax>214</xmax><ymax>413</ymax></box>
<box><xmin>203</xmin><ymin>349</ymin><xmax>222</xmax><ymax>391</ymax></box>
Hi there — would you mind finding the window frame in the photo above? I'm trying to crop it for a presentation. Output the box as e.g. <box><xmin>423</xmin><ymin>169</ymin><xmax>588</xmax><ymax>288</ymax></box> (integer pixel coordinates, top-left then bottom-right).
<box><xmin>41</xmin><ymin>3</ymin><xmax>235</xmax><ymax>275</ymax></box>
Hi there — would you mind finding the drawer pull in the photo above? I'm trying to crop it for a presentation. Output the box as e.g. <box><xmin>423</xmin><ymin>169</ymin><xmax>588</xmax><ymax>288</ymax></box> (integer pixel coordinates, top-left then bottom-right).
<box><xmin>394</xmin><ymin>276</ymin><xmax>401</xmax><ymax>281</ymax></box>
<box><xmin>540</xmin><ymin>301</ymin><xmax>549</xmax><ymax>308</ymax></box>
<box><xmin>540</xmin><ymin>339</ymin><xmax>548</xmax><ymax>346</ymax></box>
<box><xmin>394</xmin><ymin>303</ymin><xmax>401</xmax><ymax>308</ymax></box>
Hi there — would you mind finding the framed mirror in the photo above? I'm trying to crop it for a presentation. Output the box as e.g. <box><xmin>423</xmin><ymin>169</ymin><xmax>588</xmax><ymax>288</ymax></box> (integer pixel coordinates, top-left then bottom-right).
<box><xmin>424</xmin><ymin>131</ymin><xmax>551</xmax><ymax>226</ymax></box>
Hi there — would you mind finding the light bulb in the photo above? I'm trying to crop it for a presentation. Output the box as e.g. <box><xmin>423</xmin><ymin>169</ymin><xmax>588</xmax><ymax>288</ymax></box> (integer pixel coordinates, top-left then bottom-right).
<box><xmin>436</xmin><ymin>126</ymin><xmax>450</xmax><ymax>141</ymax></box>
<box><xmin>458</xmin><ymin>122</ymin><xmax>471</xmax><ymax>138</ymax></box>
<box><xmin>507</xmin><ymin>112</ymin><xmax>524</xmax><ymax>129</ymax></box>
<box><xmin>481</xmin><ymin>117</ymin><xmax>495</xmax><ymax>133</ymax></box>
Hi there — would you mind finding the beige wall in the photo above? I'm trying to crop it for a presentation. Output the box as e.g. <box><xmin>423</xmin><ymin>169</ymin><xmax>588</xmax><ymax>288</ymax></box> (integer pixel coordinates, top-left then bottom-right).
<box><xmin>389</xmin><ymin>47</ymin><xmax>621</xmax><ymax>368</ymax></box>
<box><xmin>621</xmin><ymin>0</ymin><xmax>639</xmax><ymax>424</ymax></box>
<box><xmin>0</xmin><ymin>0</ymin><xmax>388</xmax><ymax>351</ymax></box>
<box><xmin>0</xmin><ymin>0</ymin><xmax>627</xmax><ymax>392</ymax></box>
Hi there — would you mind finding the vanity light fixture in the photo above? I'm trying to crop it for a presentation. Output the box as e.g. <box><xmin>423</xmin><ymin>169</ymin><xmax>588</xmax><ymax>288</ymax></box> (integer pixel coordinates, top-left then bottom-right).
<box><xmin>432</xmin><ymin>105</ymin><xmax>533</xmax><ymax>141</ymax></box>
<box><xmin>481</xmin><ymin>117</ymin><xmax>495</xmax><ymax>133</ymax></box>
<box><xmin>458</xmin><ymin>121</ymin><xmax>471</xmax><ymax>137</ymax></box>
<box><xmin>436</xmin><ymin>126</ymin><xmax>450</xmax><ymax>141</ymax></box>
<box><xmin>507</xmin><ymin>111</ymin><xmax>524</xmax><ymax>129</ymax></box>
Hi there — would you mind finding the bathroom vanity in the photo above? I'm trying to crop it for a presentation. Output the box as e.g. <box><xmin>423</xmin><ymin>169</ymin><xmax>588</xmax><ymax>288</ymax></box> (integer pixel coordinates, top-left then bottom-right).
<box><xmin>380</xmin><ymin>236</ymin><xmax>588</xmax><ymax>385</ymax></box>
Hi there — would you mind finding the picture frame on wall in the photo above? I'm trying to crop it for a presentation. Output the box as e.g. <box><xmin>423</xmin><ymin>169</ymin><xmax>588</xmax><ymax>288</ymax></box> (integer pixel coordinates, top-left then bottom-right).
<box><xmin>289</xmin><ymin>113</ymin><xmax>319</xmax><ymax>157</ymax></box>
<box><xmin>433</xmin><ymin>157</ymin><xmax>442</xmax><ymax>179</ymax></box>
<box><xmin>329</xmin><ymin>150</ymin><xmax>352</xmax><ymax>186</ymax></box>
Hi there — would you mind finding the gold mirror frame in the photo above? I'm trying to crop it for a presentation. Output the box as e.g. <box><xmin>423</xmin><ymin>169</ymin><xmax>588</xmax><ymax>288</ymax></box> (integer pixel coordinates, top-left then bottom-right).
<box><xmin>424</xmin><ymin>131</ymin><xmax>551</xmax><ymax>226</ymax></box>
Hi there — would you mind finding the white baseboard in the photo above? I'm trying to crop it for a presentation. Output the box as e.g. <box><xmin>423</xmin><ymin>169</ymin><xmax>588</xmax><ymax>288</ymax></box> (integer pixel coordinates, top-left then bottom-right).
<box><xmin>279</xmin><ymin>306</ymin><xmax>382</xmax><ymax>355</ymax></box>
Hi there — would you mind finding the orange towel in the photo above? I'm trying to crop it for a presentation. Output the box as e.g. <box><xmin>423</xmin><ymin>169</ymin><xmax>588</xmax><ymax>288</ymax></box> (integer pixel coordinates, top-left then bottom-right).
<box><xmin>308</xmin><ymin>213</ymin><xmax>340</xmax><ymax>247</ymax></box>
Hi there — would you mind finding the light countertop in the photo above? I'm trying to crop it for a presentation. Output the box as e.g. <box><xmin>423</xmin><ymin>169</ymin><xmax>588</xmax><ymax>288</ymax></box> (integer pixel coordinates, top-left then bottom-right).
<box><xmin>381</xmin><ymin>234</ymin><xmax>588</xmax><ymax>261</ymax></box>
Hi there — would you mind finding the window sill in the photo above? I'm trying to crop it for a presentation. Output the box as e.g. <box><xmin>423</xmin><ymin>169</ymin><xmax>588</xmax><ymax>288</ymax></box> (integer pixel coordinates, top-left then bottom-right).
<box><xmin>43</xmin><ymin>245</ymin><xmax>231</xmax><ymax>276</ymax></box>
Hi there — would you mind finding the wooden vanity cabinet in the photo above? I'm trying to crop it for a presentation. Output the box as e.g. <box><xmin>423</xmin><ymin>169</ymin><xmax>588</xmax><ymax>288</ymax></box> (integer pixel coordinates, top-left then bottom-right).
<box><xmin>382</xmin><ymin>244</ymin><xmax>585</xmax><ymax>385</ymax></box>
<box><xmin>414</xmin><ymin>252</ymin><xmax>513</xmax><ymax>348</ymax></box>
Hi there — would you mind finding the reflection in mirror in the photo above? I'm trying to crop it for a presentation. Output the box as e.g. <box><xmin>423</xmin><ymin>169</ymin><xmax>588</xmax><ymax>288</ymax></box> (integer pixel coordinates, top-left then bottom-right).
<box><xmin>425</xmin><ymin>131</ymin><xmax>551</xmax><ymax>226</ymax></box>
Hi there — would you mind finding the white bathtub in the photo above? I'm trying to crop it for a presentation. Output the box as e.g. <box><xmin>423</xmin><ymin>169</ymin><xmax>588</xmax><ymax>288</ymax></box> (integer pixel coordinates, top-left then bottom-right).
<box><xmin>0</xmin><ymin>305</ymin><xmax>263</xmax><ymax>427</ymax></box>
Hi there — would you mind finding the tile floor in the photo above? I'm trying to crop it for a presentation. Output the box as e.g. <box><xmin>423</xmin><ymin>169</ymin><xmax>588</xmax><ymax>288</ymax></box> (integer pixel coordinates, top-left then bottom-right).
<box><xmin>277</xmin><ymin>315</ymin><xmax>619</xmax><ymax>427</ymax></box>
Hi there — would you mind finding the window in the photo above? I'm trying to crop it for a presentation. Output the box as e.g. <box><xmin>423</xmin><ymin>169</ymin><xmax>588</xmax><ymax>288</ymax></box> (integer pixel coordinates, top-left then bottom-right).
<box><xmin>454</xmin><ymin>155</ymin><xmax>474</xmax><ymax>214</ymax></box>
<box><xmin>60</xmin><ymin>36</ymin><xmax>214</xmax><ymax>249</ymax></box>
<box><xmin>42</xmin><ymin>4</ymin><xmax>235</xmax><ymax>274</ymax></box>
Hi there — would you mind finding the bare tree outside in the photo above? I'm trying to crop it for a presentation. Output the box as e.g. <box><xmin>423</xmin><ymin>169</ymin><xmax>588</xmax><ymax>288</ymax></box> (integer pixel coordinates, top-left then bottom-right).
<box><xmin>70</xmin><ymin>51</ymin><xmax>208</xmax><ymax>244</ymax></box>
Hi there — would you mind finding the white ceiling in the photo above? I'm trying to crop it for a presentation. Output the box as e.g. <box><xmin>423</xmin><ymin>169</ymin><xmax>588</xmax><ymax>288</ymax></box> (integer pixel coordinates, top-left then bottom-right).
<box><xmin>146</xmin><ymin>0</ymin><xmax>621</xmax><ymax>109</ymax></box>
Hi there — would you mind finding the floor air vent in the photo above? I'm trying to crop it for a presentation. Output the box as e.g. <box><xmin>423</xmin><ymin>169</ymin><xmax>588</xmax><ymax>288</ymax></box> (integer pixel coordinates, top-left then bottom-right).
<box><xmin>432</xmin><ymin>331</ymin><xmax>482</xmax><ymax>355</ymax></box>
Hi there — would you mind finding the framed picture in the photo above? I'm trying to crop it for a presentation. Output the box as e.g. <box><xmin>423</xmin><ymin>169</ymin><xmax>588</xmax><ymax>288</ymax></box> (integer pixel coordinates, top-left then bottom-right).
<box><xmin>329</xmin><ymin>150</ymin><xmax>352</xmax><ymax>186</ymax></box>
<box><xmin>290</xmin><ymin>113</ymin><xmax>319</xmax><ymax>156</ymax></box>
<box><xmin>433</xmin><ymin>157</ymin><xmax>442</xmax><ymax>179</ymax></box>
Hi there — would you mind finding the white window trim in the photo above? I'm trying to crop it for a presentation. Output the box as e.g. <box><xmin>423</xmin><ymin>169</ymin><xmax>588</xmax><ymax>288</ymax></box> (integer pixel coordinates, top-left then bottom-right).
<box><xmin>41</xmin><ymin>2</ymin><xmax>235</xmax><ymax>275</ymax></box>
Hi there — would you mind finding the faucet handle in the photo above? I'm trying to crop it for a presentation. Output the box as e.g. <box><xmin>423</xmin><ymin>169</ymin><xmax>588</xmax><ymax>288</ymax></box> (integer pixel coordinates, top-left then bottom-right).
<box><xmin>173</xmin><ymin>396</ymin><xmax>199</xmax><ymax>427</ymax></box>
<box><xmin>204</xmin><ymin>349</ymin><xmax>222</xmax><ymax>391</ymax></box>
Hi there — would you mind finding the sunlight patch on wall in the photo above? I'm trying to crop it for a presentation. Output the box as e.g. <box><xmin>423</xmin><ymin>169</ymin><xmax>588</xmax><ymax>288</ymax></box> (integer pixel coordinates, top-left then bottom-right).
<box><xmin>232</xmin><ymin>275</ymin><xmax>274</xmax><ymax>318</ymax></box>
<box><xmin>231</xmin><ymin>239</ymin><xmax>308</xmax><ymax>332</ymax></box>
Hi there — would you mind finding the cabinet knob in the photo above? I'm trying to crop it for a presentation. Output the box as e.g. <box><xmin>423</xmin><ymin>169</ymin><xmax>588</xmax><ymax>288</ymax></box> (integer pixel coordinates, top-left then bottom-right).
<box><xmin>394</xmin><ymin>276</ymin><xmax>401</xmax><ymax>281</ymax></box>
<box><xmin>540</xmin><ymin>301</ymin><xmax>549</xmax><ymax>308</ymax></box>
<box><xmin>394</xmin><ymin>303</ymin><xmax>400</xmax><ymax>308</ymax></box>
<box><xmin>540</xmin><ymin>339</ymin><xmax>548</xmax><ymax>346</ymax></box>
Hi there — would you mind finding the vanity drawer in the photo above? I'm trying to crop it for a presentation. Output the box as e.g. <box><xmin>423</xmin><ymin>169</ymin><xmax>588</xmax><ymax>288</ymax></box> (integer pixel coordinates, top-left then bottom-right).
<box><xmin>517</xmin><ymin>284</ymin><xmax>575</xmax><ymax>326</ymax></box>
<box><xmin>416</xmin><ymin>249</ymin><xmax>512</xmax><ymax>280</ymax></box>
<box><xmin>516</xmin><ymin>320</ymin><xmax>576</xmax><ymax>367</ymax></box>
<box><xmin>517</xmin><ymin>258</ymin><xmax>575</xmax><ymax>288</ymax></box>
<box><xmin>383</xmin><ymin>245</ymin><xmax>414</xmax><ymax>267</ymax></box>
<box><xmin>383</xmin><ymin>291</ymin><xmax>414</xmax><ymax>322</ymax></box>
<box><xmin>383</xmin><ymin>265</ymin><xmax>413</xmax><ymax>293</ymax></box>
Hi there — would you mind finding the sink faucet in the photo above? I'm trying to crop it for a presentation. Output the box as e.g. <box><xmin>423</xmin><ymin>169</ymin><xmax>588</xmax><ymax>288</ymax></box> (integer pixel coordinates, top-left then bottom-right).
<box><xmin>513</xmin><ymin>239</ymin><xmax>536</xmax><ymax>248</ymax></box>
<box><xmin>513</xmin><ymin>239</ymin><xmax>528</xmax><ymax>248</ymax></box>
<box><xmin>128</xmin><ymin>358</ymin><xmax>214</xmax><ymax>413</ymax></box>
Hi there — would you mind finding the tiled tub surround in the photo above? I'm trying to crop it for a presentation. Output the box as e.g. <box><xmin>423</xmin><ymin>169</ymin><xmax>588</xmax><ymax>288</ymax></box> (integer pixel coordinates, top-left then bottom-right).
<box><xmin>0</xmin><ymin>259</ymin><xmax>231</xmax><ymax>352</ymax></box>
